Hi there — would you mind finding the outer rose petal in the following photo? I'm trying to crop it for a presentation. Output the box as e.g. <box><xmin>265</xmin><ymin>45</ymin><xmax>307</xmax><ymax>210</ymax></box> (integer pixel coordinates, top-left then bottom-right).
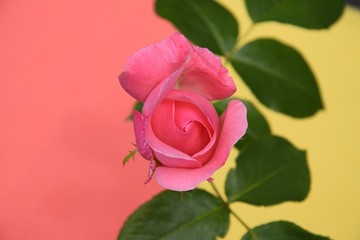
<box><xmin>133</xmin><ymin>111</ymin><xmax>152</xmax><ymax>160</ymax></box>
<box><xmin>142</xmin><ymin>69</ymin><xmax>183</xmax><ymax>118</ymax></box>
<box><xmin>179</xmin><ymin>46</ymin><xmax>236</xmax><ymax>100</ymax></box>
<box><xmin>119</xmin><ymin>33</ymin><xmax>191</xmax><ymax>102</ymax></box>
<box><xmin>155</xmin><ymin>100</ymin><xmax>247</xmax><ymax>191</ymax></box>
<box><xmin>119</xmin><ymin>33</ymin><xmax>236</xmax><ymax>102</ymax></box>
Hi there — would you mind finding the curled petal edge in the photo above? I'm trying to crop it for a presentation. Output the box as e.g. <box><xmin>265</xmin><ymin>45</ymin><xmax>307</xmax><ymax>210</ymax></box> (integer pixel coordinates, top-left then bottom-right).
<box><xmin>155</xmin><ymin>100</ymin><xmax>248</xmax><ymax>191</ymax></box>
<box><xmin>133</xmin><ymin>111</ymin><xmax>152</xmax><ymax>160</ymax></box>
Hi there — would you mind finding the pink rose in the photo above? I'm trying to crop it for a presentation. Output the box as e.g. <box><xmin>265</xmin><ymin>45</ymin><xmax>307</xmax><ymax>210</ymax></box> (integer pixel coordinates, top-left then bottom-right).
<box><xmin>119</xmin><ymin>33</ymin><xmax>247</xmax><ymax>191</ymax></box>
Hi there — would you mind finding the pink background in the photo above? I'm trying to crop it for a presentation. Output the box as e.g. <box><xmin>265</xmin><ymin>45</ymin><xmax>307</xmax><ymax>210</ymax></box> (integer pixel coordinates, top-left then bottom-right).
<box><xmin>0</xmin><ymin>0</ymin><xmax>174</xmax><ymax>239</ymax></box>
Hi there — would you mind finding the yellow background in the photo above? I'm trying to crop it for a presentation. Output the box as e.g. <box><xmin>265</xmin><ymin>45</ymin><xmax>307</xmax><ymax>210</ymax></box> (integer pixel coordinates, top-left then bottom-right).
<box><xmin>199</xmin><ymin>1</ymin><xmax>360</xmax><ymax>239</ymax></box>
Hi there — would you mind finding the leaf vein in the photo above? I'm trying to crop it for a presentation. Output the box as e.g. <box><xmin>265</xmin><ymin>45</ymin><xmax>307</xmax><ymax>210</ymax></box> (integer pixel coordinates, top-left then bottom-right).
<box><xmin>232</xmin><ymin>56</ymin><xmax>312</xmax><ymax>97</ymax></box>
<box><xmin>230</xmin><ymin>161</ymin><xmax>292</xmax><ymax>202</ymax></box>
<box><xmin>185</xmin><ymin>0</ymin><xmax>225</xmax><ymax>53</ymax></box>
<box><xmin>158</xmin><ymin>205</ymin><xmax>225</xmax><ymax>239</ymax></box>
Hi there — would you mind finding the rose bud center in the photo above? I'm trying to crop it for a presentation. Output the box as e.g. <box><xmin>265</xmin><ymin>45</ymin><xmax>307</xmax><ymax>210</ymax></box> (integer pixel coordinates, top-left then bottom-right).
<box><xmin>151</xmin><ymin>99</ymin><xmax>213</xmax><ymax>157</ymax></box>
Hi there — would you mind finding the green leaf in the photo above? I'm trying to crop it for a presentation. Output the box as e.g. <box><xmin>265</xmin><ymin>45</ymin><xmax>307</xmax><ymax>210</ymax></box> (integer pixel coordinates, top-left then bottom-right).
<box><xmin>231</xmin><ymin>39</ymin><xmax>323</xmax><ymax>118</ymax></box>
<box><xmin>118</xmin><ymin>189</ymin><xmax>230</xmax><ymax>240</ymax></box>
<box><xmin>122</xmin><ymin>148</ymin><xmax>137</xmax><ymax>166</ymax></box>
<box><xmin>213</xmin><ymin>98</ymin><xmax>232</xmax><ymax>116</ymax></box>
<box><xmin>242</xmin><ymin>221</ymin><xmax>331</xmax><ymax>240</ymax></box>
<box><xmin>127</xmin><ymin>101</ymin><xmax>143</xmax><ymax>120</ymax></box>
<box><xmin>237</xmin><ymin>100</ymin><xmax>271</xmax><ymax>149</ymax></box>
<box><xmin>245</xmin><ymin>0</ymin><xmax>344</xmax><ymax>29</ymax></box>
<box><xmin>213</xmin><ymin>99</ymin><xmax>271</xmax><ymax>149</ymax></box>
<box><xmin>155</xmin><ymin>0</ymin><xmax>238</xmax><ymax>55</ymax></box>
<box><xmin>226</xmin><ymin>135</ymin><xmax>310</xmax><ymax>205</ymax></box>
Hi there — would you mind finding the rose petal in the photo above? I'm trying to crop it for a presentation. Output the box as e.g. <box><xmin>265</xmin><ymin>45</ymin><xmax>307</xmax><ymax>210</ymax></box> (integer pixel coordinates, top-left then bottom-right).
<box><xmin>133</xmin><ymin>111</ymin><xmax>152</xmax><ymax>160</ymax></box>
<box><xmin>119</xmin><ymin>33</ymin><xmax>236</xmax><ymax>102</ymax></box>
<box><xmin>165</xmin><ymin>90</ymin><xmax>219</xmax><ymax>165</ymax></box>
<box><xmin>153</xmin><ymin>151</ymin><xmax>201</xmax><ymax>169</ymax></box>
<box><xmin>146</xmin><ymin>124</ymin><xmax>201</xmax><ymax>168</ymax></box>
<box><xmin>140</xmin><ymin>104</ymin><xmax>201</xmax><ymax>168</ymax></box>
<box><xmin>119</xmin><ymin>33</ymin><xmax>191</xmax><ymax>102</ymax></box>
<box><xmin>178</xmin><ymin>46</ymin><xmax>236</xmax><ymax>100</ymax></box>
<box><xmin>165</xmin><ymin>89</ymin><xmax>218</xmax><ymax>133</ymax></box>
<box><xmin>151</xmin><ymin>100</ymin><xmax>210</xmax><ymax>156</ymax></box>
<box><xmin>209</xmin><ymin>100</ymin><xmax>247</xmax><ymax>169</ymax></box>
<box><xmin>155</xmin><ymin>166</ymin><xmax>218</xmax><ymax>191</ymax></box>
<box><xmin>142</xmin><ymin>77</ymin><xmax>204</xmax><ymax>169</ymax></box>
<box><xmin>142</xmin><ymin>68</ymin><xmax>183</xmax><ymax>118</ymax></box>
<box><xmin>173</xmin><ymin>101</ymin><xmax>212</xmax><ymax>137</ymax></box>
<box><xmin>155</xmin><ymin>100</ymin><xmax>247</xmax><ymax>191</ymax></box>
<box><xmin>145</xmin><ymin>90</ymin><xmax>220</xmax><ymax>168</ymax></box>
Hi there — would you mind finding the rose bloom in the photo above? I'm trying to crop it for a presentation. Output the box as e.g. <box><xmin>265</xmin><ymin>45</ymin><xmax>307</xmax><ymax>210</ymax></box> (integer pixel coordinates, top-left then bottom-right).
<box><xmin>120</xmin><ymin>33</ymin><xmax>247</xmax><ymax>191</ymax></box>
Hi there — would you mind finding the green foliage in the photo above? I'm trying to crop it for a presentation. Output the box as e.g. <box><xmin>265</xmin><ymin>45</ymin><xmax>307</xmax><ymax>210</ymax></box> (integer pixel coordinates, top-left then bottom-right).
<box><xmin>155</xmin><ymin>0</ymin><xmax>238</xmax><ymax>55</ymax></box>
<box><xmin>230</xmin><ymin>39</ymin><xmax>323</xmax><ymax>118</ymax></box>
<box><xmin>122</xmin><ymin>148</ymin><xmax>137</xmax><ymax>166</ymax></box>
<box><xmin>213</xmin><ymin>99</ymin><xmax>271</xmax><ymax>149</ymax></box>
<box><xmin>127</xmin><ymin>101</ymin><xmax>143</xmax><ymax>120</ymax></box>
<box><xmin>213</xmin><ymin>98</ymin><xmax>231</xmax><ymax>116</ymax></box>
<box><xmin>242</xmin><ymin>221</ymin><xmax>331</xmax><ymax>240</ymax></box>
<box><xmin>226</xmin><ymin>136</ymin><xmax>310</xmax><ymax>205</ymax></box>
<box><xmin>119</xmin><ymin>0</ymin><xmax>345</xmax><ymax>238</ymax></box>
<box><xmin>118</xmin><ymin>189</ymin><xmax>230</xmax><ymax>240</ymax></box>
<box><xmin>245</xmin><ymin>0</ymin><xmax>345</xmax><ymax>29</ymax></box>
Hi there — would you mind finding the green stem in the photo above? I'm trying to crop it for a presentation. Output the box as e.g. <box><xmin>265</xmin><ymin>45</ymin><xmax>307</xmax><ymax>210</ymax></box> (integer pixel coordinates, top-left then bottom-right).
<box><xmin>224</xmin><ymin>23</ymin><xmax>256</xmax><ymax>64</ymax></box>
<box><xmin>180</xmin><ymin>191</ymin><xmax>185</xmax><ymax>203</ymax></box>
<box><xmin>239</xmin><ymin>23</ymin><xmax>255</xmax><ymax>46</ymax></box>
<box><xmin>209</xmin><ymin>182</ymin><xmax>252</xmax><ymax>232</ymax></box>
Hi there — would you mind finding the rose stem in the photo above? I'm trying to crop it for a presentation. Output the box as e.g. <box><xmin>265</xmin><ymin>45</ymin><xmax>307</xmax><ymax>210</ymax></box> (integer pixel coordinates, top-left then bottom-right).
<box><xmin>209</xmin><ymin>181</ymin><xmax>257</xmax><ymax>239</ymax></box>
<box><xmin>224</xmin><ymin>23</ymin><xmax>256</xmax><ymax>64</ymax></box>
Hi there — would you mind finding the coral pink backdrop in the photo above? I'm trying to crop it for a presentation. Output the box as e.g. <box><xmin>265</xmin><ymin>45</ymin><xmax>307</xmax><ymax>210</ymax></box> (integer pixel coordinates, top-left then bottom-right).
<box><xmin>0</xmin><ymin>0</ymin><xmax>173</xmax><ymax>239</ymax></box>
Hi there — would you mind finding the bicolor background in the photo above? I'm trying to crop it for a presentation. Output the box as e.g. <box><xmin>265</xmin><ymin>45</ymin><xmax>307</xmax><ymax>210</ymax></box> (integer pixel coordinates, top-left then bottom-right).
<box><xmin>0</xmin><ymin>0</ymin><xmax>359</xmax><ymax>239</ymax></box>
